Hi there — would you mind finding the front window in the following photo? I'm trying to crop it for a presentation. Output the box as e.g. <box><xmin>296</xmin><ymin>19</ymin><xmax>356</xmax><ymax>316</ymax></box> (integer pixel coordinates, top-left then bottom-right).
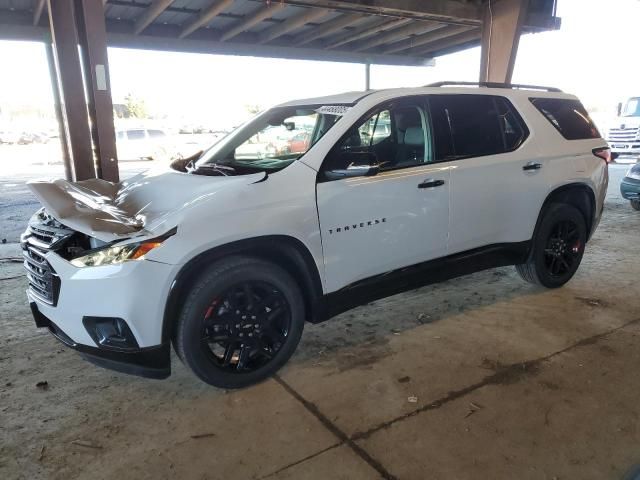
<box><xmin>622</xmin><ymin>98</ymin><xmax>640</xmax><ymax>117</ymax></box>
<box><xmin>194</xmin><ymin>105</ymin><xmax>345</xmax><ymax>173</ymax></box>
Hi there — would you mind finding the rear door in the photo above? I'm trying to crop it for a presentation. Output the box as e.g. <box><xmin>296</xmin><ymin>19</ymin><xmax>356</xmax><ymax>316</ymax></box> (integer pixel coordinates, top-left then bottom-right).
<box><xmin>428</xmin><ymin>94</ymin><xmax>541</xmax><ymax>253</ymax></box>
<box><xmin>316</xmin><ymin>97</ymin><xmax>451</xmax><ymax>293</ymax></box>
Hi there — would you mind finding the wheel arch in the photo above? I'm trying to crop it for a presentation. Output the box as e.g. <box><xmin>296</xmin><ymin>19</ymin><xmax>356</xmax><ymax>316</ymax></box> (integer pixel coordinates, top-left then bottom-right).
<box><xmin>536</xmin><ymin>182</ymin><xmax>597</xmax><ymax>240</ymax></box>
<box><xmin>162</xmin><ymin>235</ymin><xmax>324</xmax><ymax>343</ymax></box>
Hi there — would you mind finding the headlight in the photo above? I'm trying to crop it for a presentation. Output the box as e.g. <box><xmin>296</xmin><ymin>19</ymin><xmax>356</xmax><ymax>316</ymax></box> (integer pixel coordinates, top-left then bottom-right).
<box><xmin>70</xmin><ymin>240</ymin><xmax>164</xmax><ymax>268</ymax></box>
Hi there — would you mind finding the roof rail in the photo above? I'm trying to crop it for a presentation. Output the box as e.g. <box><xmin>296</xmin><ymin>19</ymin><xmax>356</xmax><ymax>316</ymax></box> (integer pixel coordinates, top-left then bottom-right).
<box><xmin>425</xmin><ymin>81</ymin><xmax>563</xmax><ymax>93</ymax></box>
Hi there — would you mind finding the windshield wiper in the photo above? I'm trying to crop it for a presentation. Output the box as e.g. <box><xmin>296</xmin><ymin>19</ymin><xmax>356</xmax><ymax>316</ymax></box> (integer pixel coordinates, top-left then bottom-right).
<box><xmin>192</xmin><ymin>163</ymin><xmax>237</xmax><ymax>176</ymax></box>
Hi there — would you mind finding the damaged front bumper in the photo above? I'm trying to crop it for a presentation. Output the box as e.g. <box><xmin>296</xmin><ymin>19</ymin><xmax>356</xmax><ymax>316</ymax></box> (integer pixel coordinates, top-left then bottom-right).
<box><xmin>30</xmin><ymin>302</ymin><xmax>170</xmax><ymax>379</ymax></box>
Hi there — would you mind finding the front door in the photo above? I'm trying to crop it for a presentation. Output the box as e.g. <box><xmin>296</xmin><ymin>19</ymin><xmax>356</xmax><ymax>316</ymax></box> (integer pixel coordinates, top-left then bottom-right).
<box><xmin>316</xmin><ymin>97</ymin><xmax>451</xmax><ymax>293</ymax></box>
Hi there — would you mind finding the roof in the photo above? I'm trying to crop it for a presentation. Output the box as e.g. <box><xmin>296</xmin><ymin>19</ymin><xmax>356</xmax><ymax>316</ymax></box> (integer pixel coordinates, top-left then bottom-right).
<box><xmin>0</xmin><ymin>0</ymin><xmax>560</xmax><ymax>66</ymax></box>
<box><xmin>277</xmin><ymin>82</ymin><xmax>572</xmax><ymax>107</ymax></box>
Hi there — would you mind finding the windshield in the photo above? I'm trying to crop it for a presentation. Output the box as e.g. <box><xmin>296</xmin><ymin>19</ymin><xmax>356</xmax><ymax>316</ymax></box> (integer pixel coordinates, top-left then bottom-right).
<box><xmin>622</xmin><ymin>98</ymin><xmax>640</xmax><ymax>117</ymax></box>
<box><xmin>194</xmin><ymin>105</ymin><xmax>348</xmax><ymax>172</ymax></box>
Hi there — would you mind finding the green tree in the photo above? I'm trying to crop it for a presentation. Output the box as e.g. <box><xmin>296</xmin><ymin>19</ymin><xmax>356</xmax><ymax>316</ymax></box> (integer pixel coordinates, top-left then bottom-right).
<box><xmin>244</xmin><ymin>104</ymin><xmax>262</xmax><ymax>115</ymax></box>
<box><xmin>124</xmin><ymin>93</ymin><xmax>148</xmax><ymax>119</ymax></box>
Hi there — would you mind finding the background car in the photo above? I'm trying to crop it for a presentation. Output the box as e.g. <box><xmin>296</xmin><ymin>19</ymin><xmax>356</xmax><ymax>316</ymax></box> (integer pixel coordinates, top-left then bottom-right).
<box><xmin>0</xmin><ymin>130</ymin><xmax>21</xmax><ymax>144</ymax></box>
<box><xmin>287</xmin><ymin>131</ymin><xmax>310</xmax><ymax>154</ymax></box>
<box><xmin>621</xmin><ymin>163</ymin><xmax>640</xmax><ymax>210</ymax></box>
<box><xmin>116</xmin><ymin>128</ymin><xmax>174</xmax><ymax>161</ymax></box>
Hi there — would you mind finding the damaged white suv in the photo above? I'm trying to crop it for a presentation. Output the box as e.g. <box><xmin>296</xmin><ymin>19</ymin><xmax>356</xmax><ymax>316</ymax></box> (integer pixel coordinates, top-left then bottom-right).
<box><xmin>24</xmin><ymin>82</ymin><xmax>609</xmax><ymax>388</ymax></box>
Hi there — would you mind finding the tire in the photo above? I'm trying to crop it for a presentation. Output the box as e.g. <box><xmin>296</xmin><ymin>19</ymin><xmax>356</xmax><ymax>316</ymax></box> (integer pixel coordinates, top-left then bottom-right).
<box><xmin>516</xmin><ymin>203</ymin><xmax>587</xmax><ymax>288</ymax></box>
<box><xmin>631</xmin><ymin>200</ymin><xmax>640</xmax><ymax>211</ymax></box>
<box><xmin>174</xmin><ymin>256</ymin><xmax>305</xmax><ymax>388</ymax></box>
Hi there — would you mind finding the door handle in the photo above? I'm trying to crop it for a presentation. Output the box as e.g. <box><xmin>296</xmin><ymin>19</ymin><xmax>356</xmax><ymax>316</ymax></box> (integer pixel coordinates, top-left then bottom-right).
<box><xmin>523</xmin><ymin>162</ymin><xmax>542</xmax><ymax>171</ymax></box>
<box><xmin>418</xmin><ymin>178</ymin><xmax>445</xmax><ymax>189</ymax></box>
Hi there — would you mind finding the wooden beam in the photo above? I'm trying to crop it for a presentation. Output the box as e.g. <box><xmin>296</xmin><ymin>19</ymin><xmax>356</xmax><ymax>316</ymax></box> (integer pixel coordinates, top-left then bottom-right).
<box><xmin>33</xmin><ymin>0</ymin><xmax>46</xmax><ymax>25</ymax></box>
<box><xmin>179</xmin><ymin>0</ymin><xmax>234</xmax><ymax>39</ymax></box>
<box><xmin>220</xmin><ymin>3</ymin><xmax>284</xmax><ymax>42</ymax></box>
<box><xmin>352</xmin><ymin>20</ymin><xmax>442</xmax><ymax>52</ymax></box>
<box><xmin>133</xmin><ymin>0</ymin><xmax>173</xmax><ymax>35</ymax></box>
<box><xmin>381</xmin><ymin>24</ymin><xmax>474</xmax><ymax>54</ymax></box>
<box><xmin>413</xmin><ymin>29</ymin><xmax>481</xmax><ymax>56</ymax></box>
<box><xmin>258</xmin><ymin>7</ymin><xmax>329</xmax><ymax>44</ymax></box>
<box><xmin>479</xmin><ymin>0</ymin><xmax>529</xmax><ymax>83</ymax></box>
<box><xmin>77</xmin><ymin>0</ymin><xmax>119</xmax><ymax>182</ymax></box>
<box><xmin>106</xmin><ymin>29</ymin><xmax>434</xmax><ymax>66</ymax></box>
<box><xmin>325</xmin><ymin>17</ymin><xmax>410</xmax><ymax>49</ymax></box>
<box><xmin>269</xmin><ymin>0</ymin><xmax>482</xmax><ymax>25</ymax></box>
<box><xmin>47</xmin><ymin>0</ymin><xmax>95</xmax><ymax>181</ymax></box>
<box><xmin>293</xmin><ymin>13</ymin><xmax>362</xmax><ymax>46</ymax></box>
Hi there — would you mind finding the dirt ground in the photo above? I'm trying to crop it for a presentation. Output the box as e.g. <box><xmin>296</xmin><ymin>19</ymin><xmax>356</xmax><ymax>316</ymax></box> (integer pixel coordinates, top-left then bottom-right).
<box><xmin>1</xmin><ymin>165</ymin><xmax>639</xmax><ymax>480</ymax></box>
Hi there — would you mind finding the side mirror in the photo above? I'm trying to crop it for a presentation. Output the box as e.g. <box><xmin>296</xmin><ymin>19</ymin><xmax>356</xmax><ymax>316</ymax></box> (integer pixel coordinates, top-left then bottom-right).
<box><xmin>617</xmin><ymin>102</ymin><xmax>622</xmax><ymax>116</ymax></box>
<box><xmin>324</xmin><ymin>151</ymin><xmax>379</xmax><ymax>180</ymax></box>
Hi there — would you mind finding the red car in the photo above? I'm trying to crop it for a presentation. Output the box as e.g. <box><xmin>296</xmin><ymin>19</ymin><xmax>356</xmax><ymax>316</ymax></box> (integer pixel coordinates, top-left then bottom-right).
<box><xmin>288</xmin><ymin>132</ymin><xmax>310</xmax><ymax>154</ymax></box>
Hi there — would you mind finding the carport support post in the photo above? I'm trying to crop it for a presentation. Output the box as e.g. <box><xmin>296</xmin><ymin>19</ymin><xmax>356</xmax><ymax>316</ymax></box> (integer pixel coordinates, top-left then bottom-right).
<box><xmin>44</xmin><ymin>39</ymin><xmax>72</xmax><ymax>179</ymax></box>
<box><xmin>47</xmin><ymin>0</ymin><xmax>95</xmax><ymax>181</ymax></box>
<box><xmin>77</xmin><ymin>0</ymin><xmax>119</xmax><ymax>183</ymax></box>
<box><xmin>365</xmin><ymin>62</ymin><xmax>371</xmax><ymax>90</ymax></box>
<box><xmin>479</xmin><ymin>0</ymin><xmax>529</xmax><ymax>84</ymax></box>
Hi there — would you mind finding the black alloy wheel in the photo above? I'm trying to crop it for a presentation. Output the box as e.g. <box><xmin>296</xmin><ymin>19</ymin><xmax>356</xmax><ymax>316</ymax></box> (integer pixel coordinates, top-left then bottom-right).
<box><xmin>516</xmin><ymin>203</ymin><xmax>587</xmax><ymax>288</ymax></box>
<box><xmin>542</xmin><ymin>220</ymin><xmax>583</xmax><ymax>278</ymax></box>
<box><xmin>201</xmin><ymin>281</ymin><xmax>291</xmax><ymax>373</ymax></box>
<box><xmin>174</xmin><ymin>257</ymin><xmax>305</xmax><ymax>388</ymax></box>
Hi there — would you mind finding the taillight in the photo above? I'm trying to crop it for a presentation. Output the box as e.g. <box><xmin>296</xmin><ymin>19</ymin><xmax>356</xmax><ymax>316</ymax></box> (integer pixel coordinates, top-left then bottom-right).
<box><xmin>593</xmin><ymin>147</ymin><xmax>611</xmax><ymax>164</ymax></box>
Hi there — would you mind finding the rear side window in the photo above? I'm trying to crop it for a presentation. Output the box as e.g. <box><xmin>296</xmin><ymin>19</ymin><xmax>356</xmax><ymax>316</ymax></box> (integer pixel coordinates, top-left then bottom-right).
<box><xmin>429</xmin><ymin>94</ymin><xmax>528</xmax><ymax>161</ymax></box>
<box><xmin>530</xmin><ymin>98</ymin><xmax>600</xmax><ymax>140</ymax></box>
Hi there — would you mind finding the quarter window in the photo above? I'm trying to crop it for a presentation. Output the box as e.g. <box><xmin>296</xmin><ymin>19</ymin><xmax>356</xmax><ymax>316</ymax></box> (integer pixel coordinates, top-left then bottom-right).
<box><xmin>530</xmin><ymin>97</ymin><xmax>600</xmax><ymax>140</ymax></box>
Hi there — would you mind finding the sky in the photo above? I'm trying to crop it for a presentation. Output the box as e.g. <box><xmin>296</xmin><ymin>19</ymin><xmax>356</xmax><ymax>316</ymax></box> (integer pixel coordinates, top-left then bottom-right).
<box><xmin>0</xmin><ymin>0</ymin><xmax>638</xmax><ymax>128</ymax></box>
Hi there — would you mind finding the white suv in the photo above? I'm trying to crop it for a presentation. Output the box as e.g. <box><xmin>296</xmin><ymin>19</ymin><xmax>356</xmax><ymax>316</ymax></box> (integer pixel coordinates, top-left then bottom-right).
<box><xmin>23</xmin><ymin>82</ymin><xmax>609</xmax><ymax>388</ymax></box>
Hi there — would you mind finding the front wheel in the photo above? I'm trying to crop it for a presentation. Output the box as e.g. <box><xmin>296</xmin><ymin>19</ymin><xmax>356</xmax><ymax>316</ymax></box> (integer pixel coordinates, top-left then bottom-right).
<box><xmin>631</xmin><ymin>200</ymin><xmax>640</xmax><ymax>211</ymax></box>
<box><xmin>516</xmin><ymin>203</ymin><xmax>587</xmax><ymax>288</ymax></box>
<box><xmin>174</xmin><ymin>257</ymin><xmax>305</xmax><ymax>388</ymax></box>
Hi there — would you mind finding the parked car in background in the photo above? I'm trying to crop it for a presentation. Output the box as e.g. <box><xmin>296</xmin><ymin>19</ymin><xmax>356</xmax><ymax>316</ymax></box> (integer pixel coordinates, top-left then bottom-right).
<box><xmin>0</xmin><ymin>130</ymin><xmax>21</xmax><ymax>144</ymax></box>
<box><xmin>18</xmin><ymin>131</ymin><xmax>49</xmax><ymax>145</ymax></box>
<box><xmin>287</xmin><ymin>131</ymin><xmax>311</xmax><ymax>154</ymax></box>
<box><xmin>607</xmin><ymin>97</ymin><xmax>640</xmax><ymax>162</ymax></box>
<box><xmin>621</xmin><ymin>163</ymin><xmax>640</xmax><ymax>210</ymax></box>
<box><xmin>23</xmin><ymin>82</ymin><xmax>609</xmax><ymax>388</ymax></box>
<box><xmin>234</xmin><ymin>126</ymin><xmax>292</xmax><ymax>160</ymax></box>
<box><xmin>116</xmin><ymin>128</ymin><xmax>173</xmax><ymax>161</ymax></box>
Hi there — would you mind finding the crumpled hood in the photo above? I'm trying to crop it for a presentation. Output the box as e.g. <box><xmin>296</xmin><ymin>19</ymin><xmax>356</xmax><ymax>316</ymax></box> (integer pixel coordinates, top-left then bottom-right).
<box><xmin>27</xmin><ymin>168</ymin><xmax>265</xmax><ymax>242</ymax></box>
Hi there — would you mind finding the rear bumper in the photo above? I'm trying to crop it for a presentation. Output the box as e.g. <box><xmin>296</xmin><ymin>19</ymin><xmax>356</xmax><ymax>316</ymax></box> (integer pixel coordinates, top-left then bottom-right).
<box><xmin>621</xmin><ymin>178</ymin><xmax>640</xmax><ymax>200</ymax></box>
<box><xmin>30</xmin><ymin>302</ymin><xmax>171</xmax><ymax>379</ymax></box>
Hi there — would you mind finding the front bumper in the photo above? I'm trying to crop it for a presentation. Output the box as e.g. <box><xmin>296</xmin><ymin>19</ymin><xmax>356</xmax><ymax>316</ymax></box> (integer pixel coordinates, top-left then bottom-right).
<box><xmin>609</xmin><ymin>143</ymin><xmax>640</xmax><ymax>156</ymax></box>
<box><xmin>31</xmin><ymin>302</ymin><xmax>171</xmax><ymax>379</ymax></box>
<box><xmin>621</xmin><ymin>177</ymin><xmax>640</xmax><ymax>200</ymax></box>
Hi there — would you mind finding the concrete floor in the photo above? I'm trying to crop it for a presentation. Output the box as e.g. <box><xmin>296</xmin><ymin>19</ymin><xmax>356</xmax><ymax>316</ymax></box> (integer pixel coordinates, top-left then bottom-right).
<box><xmin>1</xmin><ymin>165</ymin><xmax>639</xmax><ymax>480</ymax></box>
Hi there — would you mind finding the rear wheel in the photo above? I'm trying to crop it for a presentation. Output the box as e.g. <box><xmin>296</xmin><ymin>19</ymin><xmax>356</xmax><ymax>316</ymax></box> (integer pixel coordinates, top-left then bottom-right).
<box><xmin>174</xmin><ymin>257</ymin><xmax>305</xmax><ymax>388</ymax></box>
<box><xmin>516</xmin><ymin>203</ymin><xmax>587</xmax><ymax>288</ymax></box>
<box><xmin>631</xmin><ymin>200</ymin><xmax>640</xmax><ymax>211</ymax></box>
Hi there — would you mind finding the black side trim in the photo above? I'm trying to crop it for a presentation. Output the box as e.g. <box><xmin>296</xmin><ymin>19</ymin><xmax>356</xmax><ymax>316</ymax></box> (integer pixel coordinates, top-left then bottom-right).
<box><xmin>30</xmin><ymin>303</ymin><xmax>171</xmax><ymax>379</ymax></box>
<box><xmin>315</xmin><ymin>241</ymin><xmax>530</xmax><ymax>322</ymax></box>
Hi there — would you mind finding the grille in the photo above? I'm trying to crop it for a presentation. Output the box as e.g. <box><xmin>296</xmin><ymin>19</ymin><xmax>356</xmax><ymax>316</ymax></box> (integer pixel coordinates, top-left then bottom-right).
<box><xmin>608</xmin><ymin>127</ymin><xmax>639</xmax><ymax>142</ymax></box>
<box><xmin>21</xmin><ymin>212</ymin><xmax>73</xmax><ymax>306</ymax></box>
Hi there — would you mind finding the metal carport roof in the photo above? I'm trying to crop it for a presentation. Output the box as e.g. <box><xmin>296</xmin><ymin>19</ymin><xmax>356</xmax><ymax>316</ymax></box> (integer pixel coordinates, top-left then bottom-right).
<box><xmin>0</xmin><ymin>0</ymin><xmax>559</xmax><ymax>66</ymax></box>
